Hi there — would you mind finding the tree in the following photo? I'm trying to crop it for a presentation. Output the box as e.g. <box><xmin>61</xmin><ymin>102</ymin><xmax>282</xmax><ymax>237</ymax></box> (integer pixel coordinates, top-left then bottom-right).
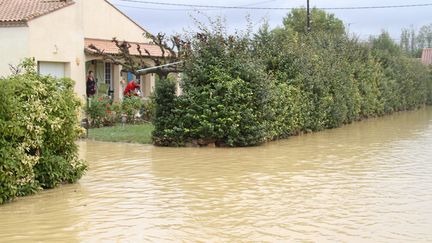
<box><xmin>417</xmin><ymin>24</ymin><xmax>432</xmax><ymax>50</ymax></box>
<box><xmin>400</xmin><ymin>25</ymin><xmax>419</xmax><ymax>57</ymax></box>
<box><xmin>371</xmin><ymin>31</ymin><xmax>401</xmax><ymax>56</ymax></box>
<box><xmin>282</xmin><ymin>8</ymin><xmax>345</xmax><ymax>36</ymax></box>
<box><xmin>252</xmin><ymin>21</ymin><xmax>277</xmax><ymax>65</ymax></box>
<box><xmin>87</xmin><ymin>33</ymin><xmax>188</xmax><ymax>80</ymax></box>
<box><xmin>411</xmin><ymin>27</ymin><xmax>416</xmax><ymax>54</ymax></box>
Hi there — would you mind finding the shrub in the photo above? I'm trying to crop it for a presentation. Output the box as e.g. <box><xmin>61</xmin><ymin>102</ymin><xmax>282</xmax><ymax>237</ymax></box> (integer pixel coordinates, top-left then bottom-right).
<box><xmin>142</xmin><ymin>99</ymin><xmax>155</xmax><ymax>121</ymax></box>
<box><xmin>0</xmin><ymin>59</ymin><xmax>87</xmax><ymax>204</ymax></box>
<box><xmin>152</xmin><ymin>78</ymin><xmax>179</xmax><ymax>146</ymax></box>
<box><xmin>85</xmin><ymin>95</ymin><xmax>118</xmax><ymax>127</ymax></box>
<box><xmin>121</xmin><ymin>96</ymin><xmax>144</xmax><ymax>123</ymax></box>
<box><xmin>371</xmin><ymin>32</ymin><xmax>431</xmax><ymax>111</ymax></box>
<box><xmin>152</xmin><ymin>11</ymin><xmax>432</xmax><ymax>147</ymax></box>
<box><xmin>85</xmin><ymin>95</ymin><xmax>154</xmax><ymax>127</ymax></box>
<box><xmin>153</xmin><ymin>18</ymin><xmax>272</xmax><ymax>147</ymax></box>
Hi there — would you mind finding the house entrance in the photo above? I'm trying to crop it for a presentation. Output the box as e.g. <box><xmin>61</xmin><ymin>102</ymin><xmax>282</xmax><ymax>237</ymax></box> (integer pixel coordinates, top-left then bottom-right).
<box><xmin>85</xmin><ymin>60</ymin><xmax>121</xmax><ymax>98</ymax></box>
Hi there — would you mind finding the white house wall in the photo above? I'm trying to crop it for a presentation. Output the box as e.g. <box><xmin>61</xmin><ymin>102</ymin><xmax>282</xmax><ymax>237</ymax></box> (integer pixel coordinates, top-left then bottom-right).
<box><xmin>27</xmin><ymin>2</ymin><xmax>86</xmax><ymax>97</ymax></box>
<box><xmin>1</xmin><ymin>0</ymin><xmax>157</xmax><ymax>98</ymax></box>
<box><xmin>82</xmin><ymin>0</ymin><xmax>151</xmax><ymax>43</ymax></box>
<box><xmin>0</xmin><ymin>27</ymin><xmax>29</xmax><ymax>78</ymax></box>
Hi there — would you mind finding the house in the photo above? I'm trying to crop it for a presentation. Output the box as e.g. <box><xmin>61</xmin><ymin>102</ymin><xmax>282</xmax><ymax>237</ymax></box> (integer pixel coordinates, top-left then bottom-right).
<box><xmin>0</xmin><ymin>0</ymin><xmax>162</xmax><ymax>101</ymax></box>
<box><xmin>421</xmin><ymin>48</ymin><xmax>432</xmax><ymax>65</ymax></box>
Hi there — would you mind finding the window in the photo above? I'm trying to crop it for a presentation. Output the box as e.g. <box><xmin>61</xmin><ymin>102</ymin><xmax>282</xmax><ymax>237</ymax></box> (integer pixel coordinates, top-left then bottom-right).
<box><xmin>38</xmin><ymin>62</ymin><xmax>65</xmax><ymax>78</ymax></box>
<box><xmin>104</xmin><ymin>62</ymin><xmax>112</xmax><ymax>88</ymax></box>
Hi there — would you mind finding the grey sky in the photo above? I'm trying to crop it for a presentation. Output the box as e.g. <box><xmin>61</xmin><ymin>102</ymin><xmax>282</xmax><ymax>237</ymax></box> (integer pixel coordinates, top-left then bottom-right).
<box><xmin>109</xmin><ymin>0</ymin><xmax>432</xmax><ymax>41</ymax></box>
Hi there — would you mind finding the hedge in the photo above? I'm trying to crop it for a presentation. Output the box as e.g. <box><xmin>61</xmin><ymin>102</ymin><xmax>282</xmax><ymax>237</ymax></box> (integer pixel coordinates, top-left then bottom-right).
<box><xmin>0</xmin><ymin>59</ymin><xmax>87</xmax><ymax>204</ymax></box>
<box><xmin>152</xmin><ymin>11</ymin><xmax>432</xmax><ymax>147</ymax></box>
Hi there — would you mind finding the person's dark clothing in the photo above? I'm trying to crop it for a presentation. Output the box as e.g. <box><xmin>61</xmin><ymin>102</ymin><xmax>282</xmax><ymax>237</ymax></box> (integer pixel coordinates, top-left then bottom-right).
<box><xmin>86</xmin><ymin>77</ymin><xmax>96</xmax><ymax>97</ymax></box>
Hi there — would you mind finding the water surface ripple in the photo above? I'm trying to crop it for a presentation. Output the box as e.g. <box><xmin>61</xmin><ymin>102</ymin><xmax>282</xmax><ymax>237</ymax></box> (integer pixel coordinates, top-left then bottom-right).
<box><xmin>1</xmin><ymin>108</ymin><xmax>432</xmax><ymax>242</ymax></box>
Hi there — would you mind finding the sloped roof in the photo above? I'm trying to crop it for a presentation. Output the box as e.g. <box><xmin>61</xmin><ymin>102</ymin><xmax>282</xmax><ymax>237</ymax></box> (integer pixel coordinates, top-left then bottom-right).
<box><xmin>0</xmin><ymin>0</ymin><xmax>74</xmax><ymax>25</ymax></box>
<box><xmin>85</xmin><ymin>38</ymin><xmax>168</xmax><ymax>58</ymax></box>
<box><xmin>104</xmin><ymin>0</ymin><xmax>150</xmax><ymax>36</ymax></box>
<box><xmin>421</xmin><ymin>48</ymin><xmax>432</xmax><ymax>65</ymax></box>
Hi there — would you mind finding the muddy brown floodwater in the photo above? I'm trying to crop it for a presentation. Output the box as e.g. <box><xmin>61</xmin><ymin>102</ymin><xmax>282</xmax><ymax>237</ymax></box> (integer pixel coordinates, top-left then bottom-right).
<box><xmin>1</xmin><ymin>108</ymin><xmax>432</xmax><ymax>242</ymax></box>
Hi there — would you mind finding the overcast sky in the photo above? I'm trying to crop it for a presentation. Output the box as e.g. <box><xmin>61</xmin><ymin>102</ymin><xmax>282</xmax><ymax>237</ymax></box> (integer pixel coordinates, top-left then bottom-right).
<box><xmin>109</xmin><ymin>0</ymin><xmax>432</xmax><ymax>41</ymax></box>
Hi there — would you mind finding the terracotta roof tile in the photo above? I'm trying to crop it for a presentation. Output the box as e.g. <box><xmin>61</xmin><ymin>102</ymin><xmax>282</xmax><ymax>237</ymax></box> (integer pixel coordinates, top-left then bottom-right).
<box><xmin>85</xmin><ymin>38</ymin><xmax>168</xmax><ymax>58</ymax></box>
<box><xmin>421</xmin><ymin>48</ymin><xmax>432</xmax><ymax>65</ymax></box>
<box><xmin>0</xmin><ymin>0</ymin><xmax>74</xmax><ymax>23</ymax></box>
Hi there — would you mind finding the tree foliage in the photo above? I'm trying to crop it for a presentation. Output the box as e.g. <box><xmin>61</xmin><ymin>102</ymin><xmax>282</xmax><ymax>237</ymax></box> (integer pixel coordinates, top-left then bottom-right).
<box><xmin>152</xmin><ymin>10</ymin><xmax>432</xmax><ymax>147</ymax></box>
<box><xmin>281</xmin><ymin>8</ymin><xmax>345</xmax><ymax>35</ymax></box>
<box><xmin>400</xmin><ymin>26</ymin><xmax>419</xmax><ymax>57</ymax></box>
<box><xmin>417</xmin><ymin>24</ymin><xmax>432</xmax><ymax>50</ymax></box>
<box><xmin>399</xmin><ymin>23</ymin><xmax>432</xmax><ymax>57</ymax></box>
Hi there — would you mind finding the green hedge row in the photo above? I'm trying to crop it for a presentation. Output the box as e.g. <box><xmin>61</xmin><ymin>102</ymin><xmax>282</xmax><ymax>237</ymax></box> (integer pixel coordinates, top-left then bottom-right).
<box><xmin>0</xmin><ymin>59</ymin><xmax>87</xmax><ymax>204</ymax></box>
<box><xmin>152</xmin><ymin>14</ymin><xmax>432</xmax><ymax>147</ymax></box>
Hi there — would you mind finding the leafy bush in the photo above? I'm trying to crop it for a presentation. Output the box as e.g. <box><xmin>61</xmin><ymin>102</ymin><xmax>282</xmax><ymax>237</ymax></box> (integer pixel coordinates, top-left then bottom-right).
<box><xmin>371</xmin><ymin>32</ymin><xmax>430</xmax><ymax>111</ymax></box>
<box><xmin>153</xmin><ymin>18</ymin><xmax>272</xmax><ymax>147</ymax></box>
<box><xmin>121</xmin><ymin>96</ymin><xmax>144</xmax><ymax>123</ymax></box>
<box><xmin>142</xmin><ymin>99</ymin><xmax>155</xmax><ymax>121</ymax></box>
<box><xmin>0</xmin><ymin>59</ymin><xmax>87</xmax><ymax>204</ymax></box>
<box><xmin>152</xmin><ymin>78</ymin><xmax>179</xmax><ymax>146</ymax></box>
<box><xmin>85</xmin><ymin>95</ymin><xmax>155</xmax><ymax>127</ymax></box>
<box><xmin>85</xmin><ymin>96</ymin><xmax>118</xmax><ymax>127</ymax></box>
<box><xmin>428</xmin><ymin>69</ymin><xmax>432</xmax><ymax>104</ymax></box>
<box><xmin>152</xmin><ymin>10</ymin><xmax>432</xmax><ymax>147</ymax></box>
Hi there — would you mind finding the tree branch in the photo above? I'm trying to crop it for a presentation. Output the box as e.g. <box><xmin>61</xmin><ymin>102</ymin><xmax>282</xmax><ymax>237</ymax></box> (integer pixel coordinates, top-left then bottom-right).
<box><xmin>86</xmin><ymin>33</ymin><xmax>185</xmax><ymax>79</ymax></box>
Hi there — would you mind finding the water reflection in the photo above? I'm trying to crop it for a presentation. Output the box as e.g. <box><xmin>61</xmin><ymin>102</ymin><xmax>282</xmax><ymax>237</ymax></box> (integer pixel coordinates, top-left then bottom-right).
<box><xmin>1</xmin><ymin>107</ymin><xmax>432</xmax><ymax>242</ymax></box>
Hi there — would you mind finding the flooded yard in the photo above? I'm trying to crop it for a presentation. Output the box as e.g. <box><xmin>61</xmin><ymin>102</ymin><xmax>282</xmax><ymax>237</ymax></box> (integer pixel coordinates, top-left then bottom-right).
<box><xmin>1</xmin><ymin>108</ymin><xmax>432</xmax><ymax>242</ymax></box>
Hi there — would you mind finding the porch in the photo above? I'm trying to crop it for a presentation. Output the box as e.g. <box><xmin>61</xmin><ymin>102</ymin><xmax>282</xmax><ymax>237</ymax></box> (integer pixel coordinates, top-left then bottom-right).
<box><xmin>85</xmin><ymin>58</ymin><xmax>155</xmax><ymax>102</ymax></box>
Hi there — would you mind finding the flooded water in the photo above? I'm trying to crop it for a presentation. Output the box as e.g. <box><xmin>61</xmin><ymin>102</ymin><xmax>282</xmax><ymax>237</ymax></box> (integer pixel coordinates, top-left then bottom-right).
<box><xmin>1</xmin><ymin>108</ymin><xmax>432</xmax><ymax>242</ymax></box>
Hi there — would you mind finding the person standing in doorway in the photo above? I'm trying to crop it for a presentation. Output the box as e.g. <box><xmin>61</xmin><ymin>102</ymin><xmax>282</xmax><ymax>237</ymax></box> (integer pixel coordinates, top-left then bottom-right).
<box><xmin>86</xmin><ymin>71</ymin><xmax>96</xmax><ymax>97</ymax></box>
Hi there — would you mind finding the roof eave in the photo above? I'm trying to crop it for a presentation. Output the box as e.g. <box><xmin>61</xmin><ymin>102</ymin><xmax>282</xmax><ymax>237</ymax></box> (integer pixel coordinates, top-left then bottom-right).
<box><xmin>0</xmin><ymin>21</ymin><xmax>28</xmax><ymax>27</ymax></box>
<box><xmin>25</xmin><ymin>1</ymin><xmax>75</xmax><ymax>22</ymax></box>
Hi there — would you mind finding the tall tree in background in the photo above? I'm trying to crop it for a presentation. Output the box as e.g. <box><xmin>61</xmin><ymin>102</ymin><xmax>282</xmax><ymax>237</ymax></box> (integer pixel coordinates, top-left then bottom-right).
<box><xmin>417</xmin><ymin>24</ymin><xmax>432</xmax><ymax>50</ymax></box>
<box><xmin>411</xmin><ymin>27</ymin><xmax>416</xmax><ymax>55</ymax></box>
<box><xmin>400</xmin><ymin>25</ymin><xmax>418</xmax><ymax>57</ymax></box>
<box><xmin>400</xmin><ymin>28</ymin><xmax>410</xmax><ymax>53</ymax></box>
<box><xmin>281</xmin><ymin>8</ymin><xmax>345</xmax><ymax>36</ymax></box>
<box><xmin>398</xmin><ymin>23</ymin><xmax>432</xmax><ymax>57</ymax></box>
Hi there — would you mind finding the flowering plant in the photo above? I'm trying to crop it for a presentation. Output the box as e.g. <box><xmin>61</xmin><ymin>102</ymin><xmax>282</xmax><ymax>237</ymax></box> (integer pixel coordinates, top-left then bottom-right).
<box><xmin>85</xmin><ymin>96</ymin><xmax>119</xmax><ymax>127</ymax></box>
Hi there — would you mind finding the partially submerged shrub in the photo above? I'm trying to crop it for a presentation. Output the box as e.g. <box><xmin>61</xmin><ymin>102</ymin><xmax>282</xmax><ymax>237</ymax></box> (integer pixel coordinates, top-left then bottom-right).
<box><xmin>0</xmin><ymin>59</ymin><xmax>87</xmax><ymax>204</ymax></box>
<box><xmin>152</xmin><ymin>78</ymin><xmax>179</xmax><ymax>146</ymax></box>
